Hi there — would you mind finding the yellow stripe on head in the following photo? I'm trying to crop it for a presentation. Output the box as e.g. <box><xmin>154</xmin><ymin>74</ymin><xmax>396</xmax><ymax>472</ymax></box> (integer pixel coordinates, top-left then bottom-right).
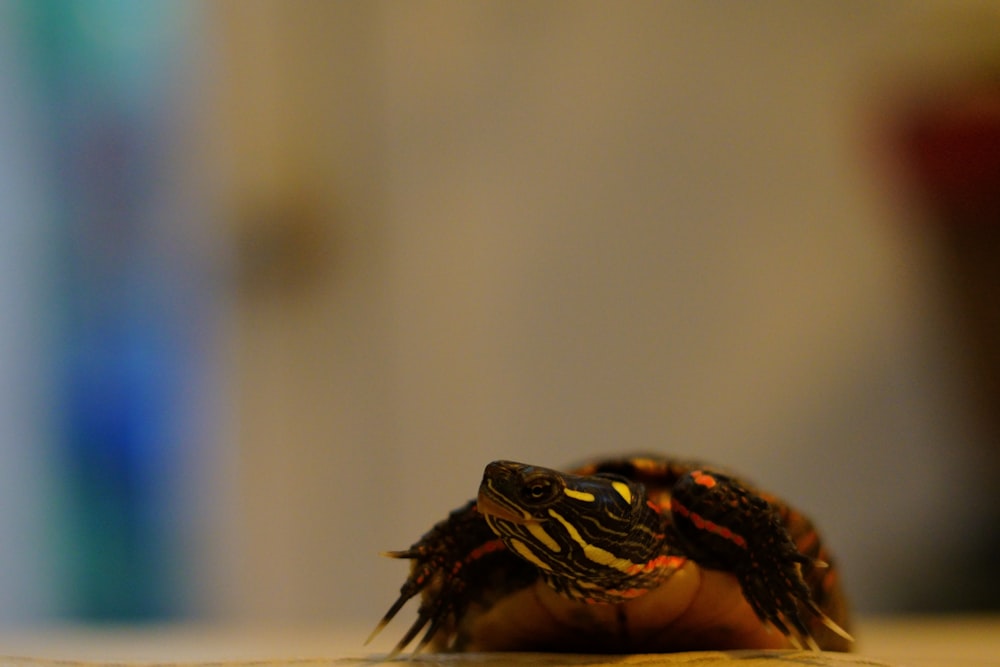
<box><xmin>527</xmin><ymin>522</ymin><xmax>562</xmax><ymax>553</ymax></box>
<box><xmin>509</xmin><ymin>537</ymin><xmax>552</xmax><ymax>571</ymax></box>
<box><xmin>548</xmin><ymin>509</ymin><xmax>636</xmax><ymax>574</ymax></box>
<box><xmin>563</xmin><ymin>488</ymin><xmax>596</xmax><ymax>503</ymax></box>
<box><xmin>612</xmin><ymin>481</ymin><xmax>632</xmax><ymax>505</ymax></box>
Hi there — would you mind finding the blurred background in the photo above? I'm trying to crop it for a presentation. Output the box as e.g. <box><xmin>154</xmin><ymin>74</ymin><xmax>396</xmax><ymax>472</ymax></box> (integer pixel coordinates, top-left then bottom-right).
<box><xmin>0</xmin><ymin>0</ymin><xmax>998</xmax><ymax>634</ymax></box>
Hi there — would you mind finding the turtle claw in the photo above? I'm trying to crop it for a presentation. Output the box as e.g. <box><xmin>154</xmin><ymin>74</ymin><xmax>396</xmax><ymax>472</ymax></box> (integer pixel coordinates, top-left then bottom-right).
<box><xmin>366</xmin><ymin>551</ymin><xmax>437</xmax><ymax>653</ymax></box>
<box><xmin>669</xmin><ymin>470</ymin><xmax>852</xmax><ymax>652</ymax></box>
<box><xmin>370</xmin><ymin>499</ymin><xmax>514</xmax><ymax>655</ymax></box>
<box><xmin>372</xmin><ymin>573</ymin><xmax>463</xmax><ymax>657</ymax></box>
<box><xmin>364</xmin><ymin>594</ymin><xmax>409</xmax><ymax>647</ymax></box>
<box><xmin>738</xmin><ymin>561</ymin><xmax>824</xmax><ymax>650</ymax></box>
<box><xmin>740</xmin><ymin>563</ymin><xmax>853</xmax><ymax>651</ymax></box>
<box><xmin>390</xmin><ymin>614</ymin><xmax>430</xmax><ymax>657</ymax></box>
<box><xmin>366</xmin><ymin>597</ymin><xmax>435</xmax><ymax>659</ymax></box>
<box><xmin>369</xmin><ymin>570</ymin><xmax>455</xmax><ymax>655</ymax></box>
<box><xmin>810</xmin><ymin>603</ymin><xmax>855</xmax><ymax>644</ymax></box>
<box><xmin>412</xmin><ymin>603</ymin><xmax>450</xmax><ymax>655</ymax></box>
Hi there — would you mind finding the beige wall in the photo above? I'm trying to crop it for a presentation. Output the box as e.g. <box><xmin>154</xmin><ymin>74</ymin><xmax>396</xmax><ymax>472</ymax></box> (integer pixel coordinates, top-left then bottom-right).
<box><xmin>198</xmin><ymin>1</ymin><xmax>998</xmax><ymax>625</ymax></box>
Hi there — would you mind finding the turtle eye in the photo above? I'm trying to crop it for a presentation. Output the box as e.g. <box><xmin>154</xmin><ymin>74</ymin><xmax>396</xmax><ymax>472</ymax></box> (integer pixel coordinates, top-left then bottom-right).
<box><xmin>520</xmin><ymin>476</ymin><xmax>556</xmax><ymax>504</ymax></box>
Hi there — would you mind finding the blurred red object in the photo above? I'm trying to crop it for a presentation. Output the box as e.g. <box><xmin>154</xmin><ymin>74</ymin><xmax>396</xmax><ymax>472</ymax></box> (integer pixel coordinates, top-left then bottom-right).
<box><xmin>891</xmin><ymin>79</ymin><xmax>1000</xmax><ymax>610</ymax></box>
<box><xmin>898</xmin><ymin>82</ymin><xmax>1000</xmax><ymax>222</ymax></box>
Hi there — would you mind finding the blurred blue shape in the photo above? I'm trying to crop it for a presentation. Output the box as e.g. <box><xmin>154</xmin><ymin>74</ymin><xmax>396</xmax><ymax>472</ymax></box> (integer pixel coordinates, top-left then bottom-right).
<box><xmin>16</xmin><ymin>0</ymin><xmax>204</xmax><ymax>621</ymax></box>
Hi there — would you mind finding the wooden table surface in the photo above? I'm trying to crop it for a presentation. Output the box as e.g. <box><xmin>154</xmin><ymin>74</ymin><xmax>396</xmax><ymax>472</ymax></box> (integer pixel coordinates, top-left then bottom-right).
<box><xmin>0</xmin><ymin>616</ymin><xmax>995</xmax><ymax>667</ymax></box>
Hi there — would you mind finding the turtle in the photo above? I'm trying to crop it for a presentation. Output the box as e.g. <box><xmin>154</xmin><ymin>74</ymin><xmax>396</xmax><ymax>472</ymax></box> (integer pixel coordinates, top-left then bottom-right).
<box><xmin>368</xmin><ymin>455</ymin><xmax>852</xmax><ymax>655</ymax></box>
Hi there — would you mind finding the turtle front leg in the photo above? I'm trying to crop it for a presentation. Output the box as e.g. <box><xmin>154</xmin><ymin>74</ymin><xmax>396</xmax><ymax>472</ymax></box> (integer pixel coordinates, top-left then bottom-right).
<box><xmin>368</xmin><ymin>499</ymin><xmax>530</xmax><ymax>655</ymax></box>
<box><xmin>668</xmin><ymin>470</ymin><xmax>852</xmax><ymax>650</ymax></box>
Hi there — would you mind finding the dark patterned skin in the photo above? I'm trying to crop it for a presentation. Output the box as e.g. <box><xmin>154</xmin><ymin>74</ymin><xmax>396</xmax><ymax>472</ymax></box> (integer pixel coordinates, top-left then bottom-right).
<box><xmin>369</xmin><ymin>455</ymin><xmax>852</xmax><ymax>655</ymax></box>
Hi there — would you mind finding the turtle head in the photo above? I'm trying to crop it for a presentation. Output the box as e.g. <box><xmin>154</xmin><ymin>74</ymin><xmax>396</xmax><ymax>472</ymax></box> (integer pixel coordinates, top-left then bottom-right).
<box><xmin>477</xmin><ymin>460</ymin><xmax>677</xmax><ymax>603</ymax></box>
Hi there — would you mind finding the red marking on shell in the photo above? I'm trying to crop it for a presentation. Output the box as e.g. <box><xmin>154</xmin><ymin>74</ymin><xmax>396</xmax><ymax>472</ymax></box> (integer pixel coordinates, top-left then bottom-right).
<box><xmin>671</xmin><ymin>498</ymin><xmax>748</xmax><ymax>549</ymax></box>
<box><xmin>632</xmin><ymin>458</ymin><xmax>660</xmax><ymax>472</ymax></box>
<box><xmin>691</xmin><ymin>470</ymin><xmax>717</xmax><ymax>488</ymax></box>
<box><xmin>796</xmin><ymin>529</ymin><xmax>819</xmax><ymax>554</ymax></box>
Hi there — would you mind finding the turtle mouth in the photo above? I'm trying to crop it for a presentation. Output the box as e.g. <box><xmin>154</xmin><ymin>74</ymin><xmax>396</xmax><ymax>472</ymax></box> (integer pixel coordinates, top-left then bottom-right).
<box><xmin>476</xmin><ymin>489</ymin><xmax>532</xmax><ymax>524</ymax></box>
